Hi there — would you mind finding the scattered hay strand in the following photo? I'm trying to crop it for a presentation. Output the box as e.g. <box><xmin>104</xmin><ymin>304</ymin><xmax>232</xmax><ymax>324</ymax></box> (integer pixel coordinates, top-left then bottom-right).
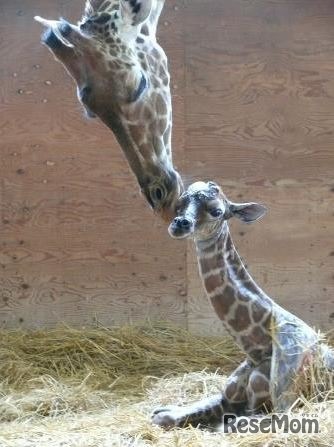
<box><xmin>0</xmin><ymin>323</ymin><xmax>241</xmax><ymax>396</ymax></box>
<box><xmin>0</xmin><ymin>323</ymin><xmax>333</xmax><ymax>447</ymax></box>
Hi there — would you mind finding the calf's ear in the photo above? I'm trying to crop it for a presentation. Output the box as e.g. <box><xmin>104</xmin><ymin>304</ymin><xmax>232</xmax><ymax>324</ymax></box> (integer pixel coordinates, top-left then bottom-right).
<box><xmin>229</xmin><ymin>202</ymin><xmax>267</xmax><ymax>223</ymax></box>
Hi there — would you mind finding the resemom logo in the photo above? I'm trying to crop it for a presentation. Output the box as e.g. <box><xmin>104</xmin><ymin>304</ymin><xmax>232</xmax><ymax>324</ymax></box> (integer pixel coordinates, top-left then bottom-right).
<box><xmin>222</xmin><ymin>413</ymin><xmax>320</xmax><ymax>434</ymax></box>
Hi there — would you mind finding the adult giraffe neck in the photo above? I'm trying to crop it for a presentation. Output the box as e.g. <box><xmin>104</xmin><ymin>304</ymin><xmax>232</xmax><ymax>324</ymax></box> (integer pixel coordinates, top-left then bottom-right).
<box><xmin>195</xmin><ymin>222</ymin><xmax>274</xmax><ymax>363</ymax></box>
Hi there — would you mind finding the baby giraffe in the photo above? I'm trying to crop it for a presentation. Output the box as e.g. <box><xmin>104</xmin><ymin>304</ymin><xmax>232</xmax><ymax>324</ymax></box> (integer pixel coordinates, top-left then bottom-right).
<box><xmin>152</xmin><ymin>181</ymin><xmax>334</xmax><ymax>429</ymax></box>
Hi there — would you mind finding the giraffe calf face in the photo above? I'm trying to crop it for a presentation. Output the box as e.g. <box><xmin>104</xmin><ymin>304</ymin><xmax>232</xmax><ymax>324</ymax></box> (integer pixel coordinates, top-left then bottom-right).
<box><xmin>169</xmin><ymin>181</ymin><xmax>267</xmax><ymax>240</ymax></box>
<box><xmin>169</xmin><ymin>181</ymin><xmax>227</xmax><ymax>240</ymax></box>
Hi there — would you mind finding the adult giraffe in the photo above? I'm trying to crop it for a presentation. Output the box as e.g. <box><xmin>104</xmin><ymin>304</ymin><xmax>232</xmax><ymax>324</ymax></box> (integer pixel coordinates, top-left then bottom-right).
<box><xmin>35</xmin><ymin>0</ymin><xmax>183</xmax><ymax>220</ymax></box>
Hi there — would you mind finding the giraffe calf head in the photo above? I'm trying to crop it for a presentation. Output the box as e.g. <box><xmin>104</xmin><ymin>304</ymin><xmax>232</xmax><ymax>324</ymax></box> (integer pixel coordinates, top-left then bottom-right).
<box><xmin>169</xmin><ymin>181</ymin><xmax>267</xmax><ymax>240</ymax></box>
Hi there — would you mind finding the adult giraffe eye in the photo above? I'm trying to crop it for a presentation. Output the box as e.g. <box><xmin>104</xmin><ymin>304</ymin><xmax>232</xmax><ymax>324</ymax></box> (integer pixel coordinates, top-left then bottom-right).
<box><xmin>209</xmin><ymin>208</ymin><xmax>223</xmax><ymax>218</ymax></box>
<box><xmin>132</xmin><ymin>73</ymin><xmax>147</xmax><ymax>102</ymax></box>
<box><xmin>150</xmin><ymin>185</ymin><xmax>166</xmax><ymax>204</ymax></box>
<box><xmin>155</xmin><ymin>188</ymin><xmax>162</xmax><ymax>201</ymax></box>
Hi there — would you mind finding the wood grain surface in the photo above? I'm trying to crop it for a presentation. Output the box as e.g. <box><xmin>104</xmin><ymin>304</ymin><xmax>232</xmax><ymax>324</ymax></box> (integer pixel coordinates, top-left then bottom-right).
<box><xmin>0</xmin><ymin>0</ymin><xmax>333</xmax><ymax>333</ymax></box>
<box><xmin>0</xmin><ymin>0</ymin><xmax>186</xmax><ymax>329</ymax></box>
<box><xmin>184</xmin><ymin>0</ymin><xmax>334</xmax><ymax>335</ymax></box>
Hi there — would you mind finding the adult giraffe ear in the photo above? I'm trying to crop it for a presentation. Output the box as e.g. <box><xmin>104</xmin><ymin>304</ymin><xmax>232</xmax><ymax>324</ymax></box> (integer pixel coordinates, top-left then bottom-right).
<box><xmin>120</xmin><ymin>0</ymin><xmax>153</xmax><ymax>26</ymax></box>
<box><xmin>228</xmin><ymin>202</ymin><xmax>267</xmax><ymax>223</ymax></box>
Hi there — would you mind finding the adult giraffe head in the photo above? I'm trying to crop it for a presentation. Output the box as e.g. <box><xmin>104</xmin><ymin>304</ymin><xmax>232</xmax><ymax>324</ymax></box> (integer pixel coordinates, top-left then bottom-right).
<box><xmin>35</xmin><ymin>0</ymin><xmax>183</xmax><ymax>220</ymax></box>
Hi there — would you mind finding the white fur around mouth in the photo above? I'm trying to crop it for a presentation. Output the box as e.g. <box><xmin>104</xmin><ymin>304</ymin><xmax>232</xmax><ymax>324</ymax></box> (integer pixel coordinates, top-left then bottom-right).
<box><xmin>168</xmin><ymin>229</ymin><xmax>191</xmax><ymax>239</ymax></box>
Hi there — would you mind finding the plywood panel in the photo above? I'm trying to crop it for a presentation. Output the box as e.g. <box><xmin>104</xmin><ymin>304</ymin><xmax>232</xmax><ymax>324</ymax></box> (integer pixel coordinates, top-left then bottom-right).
<box><xmin>0</xmin><ymin>261</ymin><xmax>186</xmax><ymax>328</ymax></box>
<box><xmin>0</xmin><ymin>0</ymin><xmax>187</xmax><ymax>328</ymax></box>
<box><xmin>1</xmin><ymin>0</ymin><xmax>333</xmax><ymax>333</ymax></box>
<box><xmin>184</xmin><ymin>0</ymin><xmax>334</xmax><ymax>334</ymax></box>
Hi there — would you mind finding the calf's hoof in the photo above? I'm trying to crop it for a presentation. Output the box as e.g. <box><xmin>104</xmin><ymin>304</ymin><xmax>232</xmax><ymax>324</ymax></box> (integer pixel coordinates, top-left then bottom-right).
<box><xmin>151</xmin><ymin>406</ymin><xmax>184</xmax><ymax>429</ymax></box>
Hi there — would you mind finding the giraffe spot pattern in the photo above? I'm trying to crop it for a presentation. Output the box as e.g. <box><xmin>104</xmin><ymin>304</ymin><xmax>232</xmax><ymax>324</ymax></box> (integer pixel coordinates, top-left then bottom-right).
<box><xmin>141</xmin><ymin>24</ymin><xmax>150</xmax><ymax>35</ymax></box>
<box><xmin>158</xmin><ymin>118</ymin><xmax>168</xmax><ymax>135</ymax></box>
<box><xmin>128</xmin><ymin>124</ymin><xmax>146</xmax><ymax>145</ymax></box>
<box><xmin>142</xmin><ymin>105</ymin><xmax>153</xmax><ymax>121</ymax></box>
<box><xmin>139</xmin><ymin>142</ymin><xmax>154</xmax><ymax>159</ymax></box>
<box><xmin>152</xmin><ymin>77</ymin><xmax>161</xmax><ymax>89</ymax></box>
<box><xmin>200</xmin><ymin>256</ymin><xmax>218</xmax><ymax>275</ymax></box>
<box><xmin>240</xmin><ymin>326</ymin><xmax>271</xmax><ymax>353</ymax></box>
<box><xmin>247</xmin><ymin>348</ymin><xmax>267</xmax><ymax>364</ymax></box>
<box><xmin>81</xmin><ymin>9</ymin><xmax>120</xmax><ymax>37</ymax></box>
<box><xmin>228</xmin><ymin>304</ymin><xmax>252</xmax><ymax>331</ymax></box>
<box><xmin>129</xmin><ymin>0</ymin><xmax>142</xmax><ymax>15</ymax></box>
<box><xmin>210</xmin><ymin>292</ymin><xmax>235</xmax><ymax>320</ymax></box>
<box><xmin>204</xmin><ymin>273</ymin><xmax>222</xmax><ymax>294</ymax></box>
<box><xmin>224</xmin><ymin>379</ymin><xmax>238</xmax><ymax>400</ymax></box>
<box><xmin>251</xmin><ymin>301</ymin><xmax>267</xmax><ymax>323</ymax></box>
<box><xmin>101</xmin><ymin>1</ymin><xmax>112</xmax><ymax>10</ymax></box>
<box><xmin>94</xmin><ymin>13</ymin><xmax>111</xmax><ymax>24</ymax></box>
<box><xmin>155</xmin><ymin>93</ymin><xmax>168</xmax><ymax>116</ymax></box>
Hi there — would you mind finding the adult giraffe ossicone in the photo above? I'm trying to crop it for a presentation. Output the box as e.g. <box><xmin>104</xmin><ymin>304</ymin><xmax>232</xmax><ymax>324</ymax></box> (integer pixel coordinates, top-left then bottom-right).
<box><xmin>152</xmin><ymin>181</ymin><xmax>334</xmax><ymax>429</ymax></box>
<box><xmin>34</xmin><ymin>0</ymin><xmax>183</xmax><ymax>220</ymax></box>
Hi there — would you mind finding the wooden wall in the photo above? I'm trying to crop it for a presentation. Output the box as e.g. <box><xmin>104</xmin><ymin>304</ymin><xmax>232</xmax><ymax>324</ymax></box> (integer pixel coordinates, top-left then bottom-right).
<box><xmin>0</xmin><ymin>0</ymin><xmax>333</xmax><ymax>334</ymax></box>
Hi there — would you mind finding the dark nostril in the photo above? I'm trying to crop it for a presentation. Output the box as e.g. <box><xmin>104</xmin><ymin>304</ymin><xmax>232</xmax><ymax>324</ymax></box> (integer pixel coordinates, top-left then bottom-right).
<box><xmin>180</xmin><ymin>218</ymin><xmax>191</xmax><ymax>228</ymax></box>
<box><xmin>59</xmin><ymin>20</ymin><xmax>72</xmax><ymax>37</ymax></box>
<box><xmin>174</xmin><ymin>217</ymin><xmax>191</xmax><ymax>229</ymax></box>
<box><xmin>42</xmin><ymin>28</ymin><xmax>60</xmax><ymax>48</ymax></box>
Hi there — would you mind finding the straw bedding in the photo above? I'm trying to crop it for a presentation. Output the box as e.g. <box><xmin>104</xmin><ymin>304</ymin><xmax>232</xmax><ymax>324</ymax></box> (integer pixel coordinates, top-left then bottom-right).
<box><xmin>0</xmin><ymin>323</ymin><xmax>333</xmax><ymax>447</ymax></box>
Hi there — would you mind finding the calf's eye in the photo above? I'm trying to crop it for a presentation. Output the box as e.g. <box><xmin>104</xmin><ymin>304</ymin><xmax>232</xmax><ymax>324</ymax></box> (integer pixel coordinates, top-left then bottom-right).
<box><xmin>209</xmin><ymin>208</ymin><xmax>223</xmax><ymax>218</ymax></box>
